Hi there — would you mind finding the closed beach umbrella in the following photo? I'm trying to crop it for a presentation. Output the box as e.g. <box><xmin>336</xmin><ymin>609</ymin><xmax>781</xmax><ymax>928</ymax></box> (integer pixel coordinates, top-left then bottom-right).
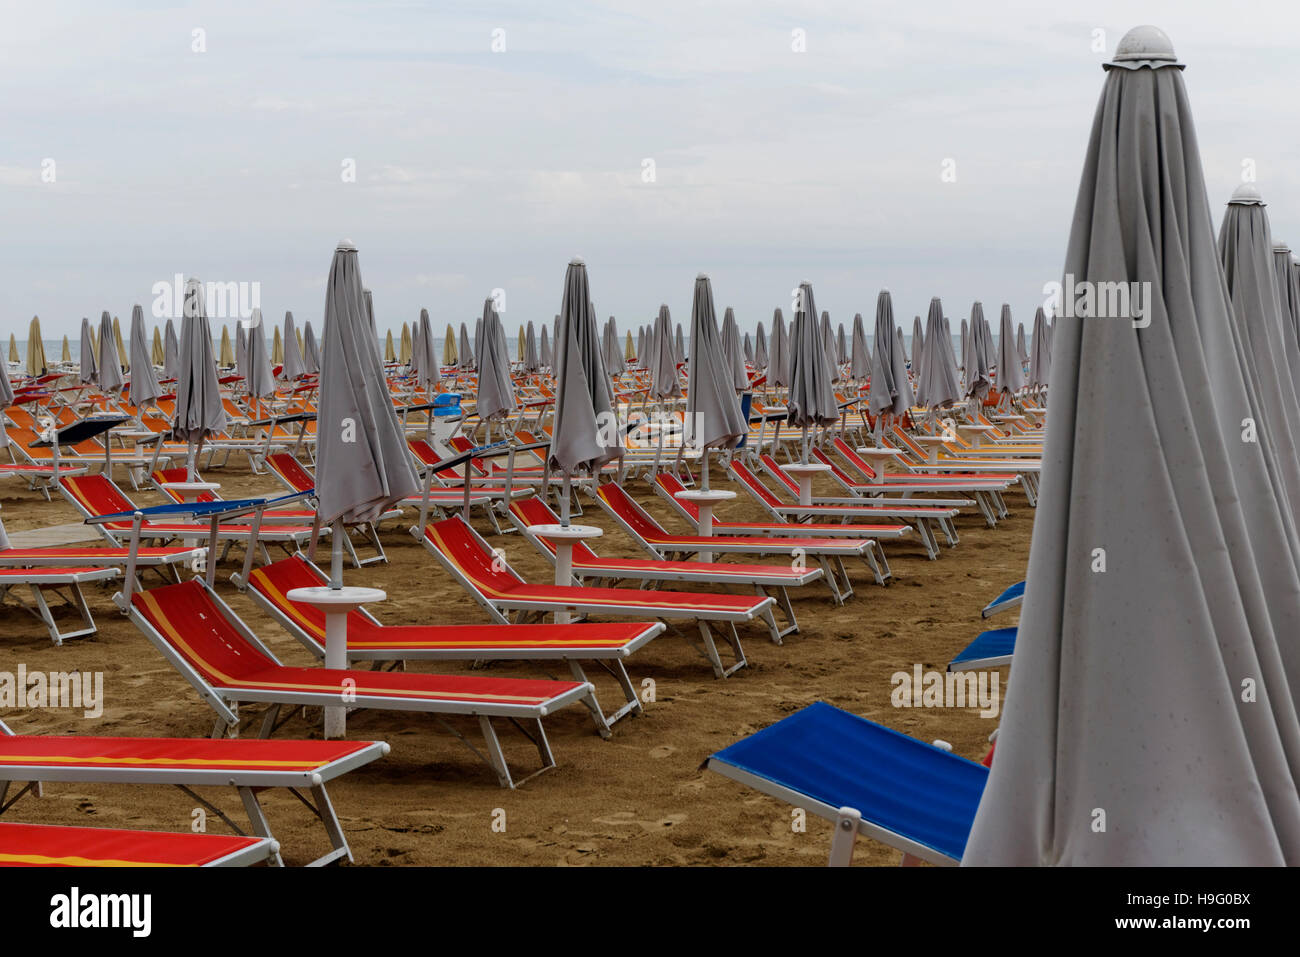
<box><xmin>850</xmin><ymin>312</ymin><xmax>870</xmax><ymax>382</ymax></box>
<box><xmin>996</xmin><ymin>304</ymin><xmax>1025</xmax><ymax>395</ymax></box>
<box><xmin>911</xmin><ymin>316</ymin><xmax>924</xmax><ymax>369</ymax></box>
<box><xmin>767</xmin><ymin>309</ymin><xmax>789</xmax><ymax>389</ymax></box>
<box><xmin>112</xmin><ymin>316</ymin><xmax>128</xmax><ymax>372</ymax></box>
<box><xmin>1273</xmin><ymin>244</ymin><xmax>1300</xmax><ymax>387</ymax></box>
<box><xmin>964</xmin><ymin>25</ymin><xmax>1300</xmax><ymax>866</ymax></box>
<box><xmin>475</xmin><ymin>298</ymin><xmax>516</xmax><ymax>427</ymax></box>
<box><xmin>97</xmin><ymin>312</ymin><xmax>124</xmax><ymax>393</ymax></box>
<box><xmin>1027</xmin><ymin>306</ymin><xmax>1051</xmax><ymax>391</ymax></box>
<box><xmin>549</xmin><ymin>258</ymin><xmax>622</xmax><ymax>520</ymax></box>
<box><xmin>282</xmin><ymin>312</ymin><xmax>307</xmax><ymax>381</ymax></box>
<box><xmin>684</xmin><ymin>275</ymin><xmax>747</xmax><ymax>486</ymax></box>
<box><xmin>1016</xmin><ymin>324</ymin><xmax>1029</xmax><ymax>365</ymax></box>
<box><xmin>151</xmin><ymin>326</ymin><xmax>164</xmax><ymax>366</ymax></box>
<box><xmin>788</xmin><ymin>283</ymin><xmax>839</xmax><ymax>460</ymax></box>
<box><xmin>837</xmin><ymin>323</ymin><xmax>848</xmax><ymax>366</ymax></box>
<box><xmin>400</xmin><ymin>323</ymin><xmax>413</xmax><ymax>365</ymax></box>
<box><xmin>413</xmin><ymin>309</ymin><xmax>438</xmax><ymax>390</ymax></box>
<box><xmin>219</xmin><ymin>325</ymin><xmax>234</xmax><ymax>368</ymax></box>
<box><xmin>244</xmin><ymin>310</ymin><xmax>276</xmax><ymax>399</ymax></box>
<box><xmin>384</xmin><ymin>329</ymin><xmax>396</xmax><ymax>363</ymax></box>
<box><xmin>625</xmin><ymin>330</ymin><xmax>636</xmax><ymax>364</ymax></box>
<box><xmin>173</xmin><ymin>279</ymin><xmax>228</xmax><ymax>474</ymax></box>
<box><xmin>819</xmin><ymin>310</ymin><xmax>839</xmax><ymax>383</ymax></box>
<box><xmin>441</xmin><ymin>325</ymin><xmax>456</xmax><ymax>367</ymax></box>
<box><xmin>719</xmin><ymin>307</ymin><xmax>748</xmax><ymax>391</ymax></box>
<box><xmin>163</xmin><ymin>319</ymin><xmax>179</xmax><ymax>380</ymax></box>
<box><xmin>755</xmin><ymin>322</ymin><xmax>768</xmax><ymax>371</ymax></box>
<box><xmin>648</xmin><ymin>305</ymin><xmax>682</xmax><ymax>401</ymax></box>
<box><xmin>26</xmin><ymin>317</ymin><xmax>47</xmax><ymax>377</ymax></box>
<box><xmin>79</xmin><ymin>318</ymin><xmax>97</xmax><ymax>384</ymax></box>
<box><xmin>235</xmin><ymin>323</ymin><xmax>247</xmax><ymax>381</ymax></box>
<box><xmin>868</xmin><ymin>292</ymin><xmax>914</xmax><ymax>419</ymax></box>
<box><xmin>524</xmin><ymin>321</ymin><xmax>540</xmax><ymax>373</ymax></box>
<box><xmin>674</xmin><ymin>324</ymin><xmax>686</xmax><ymax>365</ymax></box>
<box><xmin>539</xmin><ymin>325</ymin><xmax>552</xmax><ymax>370</ymax></box>
<box><xmin>915</xmin><ymin>298</ymin><xmax>959</xmax><ymax>411</ymax></box>
<box><xmin>127</xmin><ymin>305</ymin><xmax>161</xmax><ymax>409</ymax></box>
<box><xmin>7</xmin><ymin>334</ymin><xmax>17</xmax><ymax>365</ymax></box>
<box><xmin>302</xmin><ymin>321</ymin><xmax>321</xmax><ymax>375</ymax></box>
<box><xmin>61</xmin><ymin>335</ymin><xmax>71</xmax><ymax>364</ymax></box>
<box><xmin>271</xmin><ymin>326</ymin><xmax>284</xmax><ymax>366</ymax></box>
<box><xmin>459</xmin><ymin>322</ymin><xmax>474</xmax><ymax>371</ymax></box>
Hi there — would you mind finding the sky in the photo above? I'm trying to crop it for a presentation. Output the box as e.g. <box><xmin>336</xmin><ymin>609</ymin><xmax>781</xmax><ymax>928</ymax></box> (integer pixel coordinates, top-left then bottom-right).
<box><xmin>3</xmin><ymin>0</ymin><xmax>1300</xmax><ymax>341</ymax></box>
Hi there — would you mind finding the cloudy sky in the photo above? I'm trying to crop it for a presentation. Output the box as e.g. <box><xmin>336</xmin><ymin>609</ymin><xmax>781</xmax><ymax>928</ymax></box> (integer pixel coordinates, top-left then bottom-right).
<box><xmin>3</xmin><ymin>0</ymin><xmax>1299</xmax><ymax>340</ymax></box>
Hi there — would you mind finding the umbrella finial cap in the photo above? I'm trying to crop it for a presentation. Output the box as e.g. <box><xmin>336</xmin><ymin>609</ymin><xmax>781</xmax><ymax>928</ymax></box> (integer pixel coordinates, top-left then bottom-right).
<box><xmin>1274</xmin><ymin>242</ymin><xmax>1292</xmax><ymax>254</ymax></box>
<box><xmin>1229</xmin><ymin>183</ymin><xmax>1265</xmax><ymax>205</ymax></box>
<box><xmin>696</xmin><ymin>272</ymin><xmax>709</xmax><ymax>281</ymax></box>
<box><xmin>569</xmin><ymin>256</ymin><xmax>585</xmax><ymax>266</ymax></box>
<box><xmin>1108</xmin><ymin>26</ymin><xmax>1180</xmax><ymax>68</ymax></box>
<box><xmin>336</xmin><ymin>239</ymin><xmax>357</xmax><ymax>252</ymax></box>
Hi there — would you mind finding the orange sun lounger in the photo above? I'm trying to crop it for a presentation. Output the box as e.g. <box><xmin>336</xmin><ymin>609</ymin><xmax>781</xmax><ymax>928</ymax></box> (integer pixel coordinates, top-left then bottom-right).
<box><xmin>123</xmin><ymin>578</ymin><xmax>603</xmax><ymax>787</ymax></box>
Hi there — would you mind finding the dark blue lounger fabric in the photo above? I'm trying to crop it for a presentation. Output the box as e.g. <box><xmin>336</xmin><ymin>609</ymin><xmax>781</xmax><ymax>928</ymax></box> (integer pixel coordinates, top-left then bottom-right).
<box><xmin>711</xmin><ymin>702</ymin><xmax>987</xmax><ymax>861</ymax></box>
<box><xmin>949</xmin><ymin>627</ymin><xmax>1018</xmax><ymax>668</ymax></box>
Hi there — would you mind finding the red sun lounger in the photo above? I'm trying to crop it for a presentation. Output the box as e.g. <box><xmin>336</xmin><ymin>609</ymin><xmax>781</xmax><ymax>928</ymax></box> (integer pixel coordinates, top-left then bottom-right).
<box><xmin>421</xmin><ymin>514</ymin><xmax>775</xmax><ymax>677</ymax></box>
<box><xmin>593</xmin><ymin>480</ymin><xmax>889</xmax><ymax>595</ymax></box>
<box><xmin>507</xmin><ymin>496</ymin><xmax>822</xmax><ymax>639</ymax></box>
<box><xmin>123</xmin><ymin>578</ymin><xmax>602</xmax><ymax>788</ymax></box>
<box><xmin>0</xmin><ymin>821</ymin><xmax>278</xmax><ymax>867</ymax></box>
<box><xmin>236</xmin><ymin>553</ymin><xmax>664</xmax><ymax>728</ymax></box>
<box><xmin>0</xmin><ymin>566</ymin><xmax>119</xmax><ymax>644</ymax></box>
<box><xmin>0</xmin><ymin>727</ymin><xmax>387</xmax><ymax>866</ymax></box>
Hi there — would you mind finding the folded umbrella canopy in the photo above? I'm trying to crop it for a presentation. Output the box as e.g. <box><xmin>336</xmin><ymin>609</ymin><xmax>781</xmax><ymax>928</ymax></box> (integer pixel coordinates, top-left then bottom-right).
<box><xmin>719</xmin><ymin>306</ymin><xmax>749</xmax><ymax>391</ymax></box>
<box><xmin>412</xmin><ymin>309</ymin><xmax>439</xmax><ymax>391</ymax></box>
<box><xmin>743</xmin><ymin>331</ymin><xmax>754</xmax><ymax>366</ymax></box>
<box><xmin>1218</xmin><ymin>184</ymin><xmax>1300</xmax><ymax>514</ymax></box>
<box><xmin>459</xmin><ymin>322</ymin><xmax>475</xmax><ymax>371</ymax></box>
<box><xmin>1015</xmin><ymin>324</ymin><xmax>1029</xmax><ymax>365</ymax></box>
<box><xmin>282</xmin><ymin>312</ymin><xmax>307</xmax><ymax>381</ymax></box>
<box><xmin>911</xmin><ymin>315</ymin><xmax>924</xmax><ymax>370</ymax></box>
<box><xmin>173</xmin><ymin>279</ymin><xmax>228</xmax><ymax>476</ymax></box>
<box><xmin>539</xmin><ymin>324</ymin><xmax>552</xmax><ymax>370</ymax></box>
<box><xmin>996</xmin><ymin>304</ymin><xmax>1025</xmax><ymax>395</ymax></box>
<box><xmin>964</xmin><ymin>25</ymin><xmax>1300</xmax><ymax>867</ymax></box>
<box><xmin>868</xmin><ymin>290</ymin><xmax>913</xmax><ymax>418</ymax></box>
<box><xmin>475</xmin><ymin>297</ymin><xmax>517</xmax><ymax>428</ymax></box>
<box><xmin>836</xmin><ymin>323</ymin><xmax>848</xmax><ymax>366</ymax></box>
<box><xmin>684</xmin><ymin>275</ymin><xmax>748</xmax><ymax>487</ymax></box>
<box><xmin>1273</xmin><ymin>243</ymin><xmax>1300</xmax><ymax>387</ymax></box>
<box><xmin>218</xmin><ymin>325</ymin><xmax>234</xmax><ymax>369</ymax></box>
<box><xmin>151</xmin><ymin>326</ymin><xmax>164</xmax><ymax>366</ymax></box>
<box><xmin>400</xmin><ymin>322</ymin><xmax>413</xmax><ymax>366</ymax></box>
<box><xmin>914</xmin><ymin>298</ymin><xmax>959</xmax><ymax>411</ymax></box>
<box><xmin>850</xmin><ymin>311</ymin><xmax>870</xmax><ymax>382</ymax></box>
<box><xmin>767</xmin><ymin>308</ymin><xmax>789</xmax><ymax>389</ymax></box>
<box><xmin>243</xmin><ymin>311</ymin><xmax>276</xmax><ymax>400</ymax></box>
<box><xmin>234</xmin><ymin>323</ymin><xmax>247</xmax><ymax>382</ymax></box>
<box><xmin>272</xmin><ymin>326</ymin><xmax>285</xmax><ymax>367</ymax></box>
<box><xmin>384</xmin><ymin>329</ymin><xmax>396</xmax><ymax>364</ymax></box>
<box><xmin>127</xmin><ymin>305</ymin><xmax>161</xmax><ymax>410</ymax></box>
<box><xmin>97</xmin><ymin>312</ymin><xmax>125</xmax><ymax>393</ymax></box>
<box><xmin>755</xmin><ymin>321</ymin><xmax>768</xmax><ymax>371</ymax></box>
<box><xmin>648</xmin><ymin>304</ymin><xmax>682</xmax><ymax>401</ymax></box>
<box><xmin>316</xmin><ymin>241</ymin><xmax>420</xmax><ymax>529</ymax></box>
<box><xmin>79</xmin><ymin>318</ymin><xmax>97</xmax><ymax>385</ymax></box>
<box><xmin>1027</xmin><ymin>305</ymin><xmax>1051</xmax><ymax>391</ymax></box>
<box><xmin>60</xmin><ymin>335</ymin><xmax>71</xmax><ymax>365</ymax></box>
<box><xmin>302</xmin><ymin>321</ymin><xmax>321</xmax><ymax>375</ymax></box>
<box><xmin>819</xmin><ymin>310</ymin><xmax>839</xmax><ymax>383</ymax></box>
<box><xmin>788</xmin><ymin>283</ymin><xmax>839</xmax><ymax>461</ymax></box>
<box><xmin>6</xmin><ymin>334</ymin><xmax>16</xmax><ymax>365</ymax></box>
<box><xmin>964</xmin><ymin>303</ymin><xmax>993</xmax><ymax>400</ymax></box>
<box><xmin>163</xmin><ymin>319</ymin><xmax>179</xmax><ymax>380</ymax></box>
<box><xmin>674</xmin><ymin>323</ymin><xmax>686</xmax><ymax>365</ymax></box>
<box><xmin>26</xmin><ymin>317</ymin><xmax>47</xmax><ymax>377</ymax></box>
<box><xmin>112</xmin><ymin>316</ymin><xmax>128</xmax><ymax>372</ymax></box>
<box><xmin>524</xmin><ymin>320</ymin><xmax>540</xmax><ymax>373</ymax></box>
<box><xmin>549</xmin><ymin>258</ymin><xmax>623</xmax><ymax>521</ymax></box>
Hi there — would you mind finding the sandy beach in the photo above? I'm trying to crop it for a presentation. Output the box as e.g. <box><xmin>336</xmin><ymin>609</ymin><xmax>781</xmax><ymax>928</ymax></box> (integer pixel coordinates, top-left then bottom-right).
<box><xmin>0</xmin><ymin>463</ymin><xmax>1025</xmax><ymax>866</ymax></box>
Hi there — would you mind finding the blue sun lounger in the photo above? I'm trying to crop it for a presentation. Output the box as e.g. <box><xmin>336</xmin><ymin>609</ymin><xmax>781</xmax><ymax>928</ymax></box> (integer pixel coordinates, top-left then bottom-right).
<box><xmin>981</xmin><ymin>580</ymin><xmax>1024</xmax><ymax>617</ymax></box>
<box><xmin>948</xmin><ymin>626</ymin><xmax>1017</xmax><ymax>671</ymax></box>
<box><xmin>706</xmin><ymin>702</ymin><xmax>987</xmax><ymax>866</ymax></box>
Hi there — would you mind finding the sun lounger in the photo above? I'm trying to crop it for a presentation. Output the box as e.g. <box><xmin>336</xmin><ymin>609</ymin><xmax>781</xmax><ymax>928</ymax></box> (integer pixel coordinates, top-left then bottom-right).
<box><xmin>0</xmin><ymin>566</ymin><xmax>119</xmax><ymax>643</ymax></box>
<box><xmin>0</xmin><ymin>821</ymin><xmax>278</xmax><ymax>867</ymax></box>
<box><xmin>0</xmin><ymin>726</ymin><xmax>388</xmax><ymax>866</ymax></box>
<box><xmin>236</xmin><ymin>553</ymin><xmax>664</xmax><ymax>727</ymax></box>
<box><xmin>707</xmin><ymin>702</ymin><xmax>987</xmax><ymax>865</ymax></box>
<box><xmin>122</xmin><ymin>577</ymin><xmax>603</xmax><ymax>787</ymax></box>
<box><xmin>594</xmin><ymin>480</ymin><xmax>889</xmax><ymax>593</ymax></box>
<box><xmin>981</xmin><ymin>580</ymin><xmax>1024</xmax><ymax>617</ymax></box>
<box><xmin>948</xmin><ymin>627</ymin><xmax>1017</xmax><ymax>671</ymax></box>
<box><xmin>420</xmin><ymin>514</ymin><xmax>776</xmax><ymax>677</ymax></box>
<box><xmin>506</xmin><ymin>496</ymin><xmax>822</xmax><ymax>638</ymax></box>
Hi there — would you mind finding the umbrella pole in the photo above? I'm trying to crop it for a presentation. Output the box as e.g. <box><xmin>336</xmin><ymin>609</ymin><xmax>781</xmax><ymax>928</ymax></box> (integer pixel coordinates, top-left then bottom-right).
<box><xmin>560</xmin><ymin>472</ymin><xmax>572</xmax><ymax>528</ymax></box>
<box><xmin>329</xmin><ymin>519</ymin><xmax>344</xmax><ymax>589</ymax></box>
<box><xmin>801</xmin><ymin>423</ymin><xmax>809</xmax><ymax>465</ymax></box>
<box><xmin>701</xmin><ymin>446</ymin><xmax>710</xmax><ymax>492</ymax></box>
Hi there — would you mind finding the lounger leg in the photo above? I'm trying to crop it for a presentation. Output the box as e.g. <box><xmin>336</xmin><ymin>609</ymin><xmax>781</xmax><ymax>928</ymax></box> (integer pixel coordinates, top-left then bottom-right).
<box><xmin>237</xmin><ymin>787</ymin><xmax>286</xmax><ymax>867</ymax></box>
<box><xmin>915</xmin><ymin>520</ymin><xmax>939</xmax><ymax>560</ymax></box>
<box><xmin>257</xmin><ymin>704</ymin><xmax>282</xmax><ymax>739</ymax></box>
<box><xmin>833</xmin><ymin>556</ymin><xmax>856</xmax><ymax>598</ymax></box>
<box><xmin>867</xmin><ymin>541</ymin><xmax>891</xmax><ymax>585</ymax></box>
<box><xmin>477</xmin><ymin>716</ymin><xmax>515</xmax><ymax>789</ymax></box>
<box><xmin>304</xmin><ymin>783</ymin><xmax>353</xmax><ymax>866</ymax></box>
<box><xmin>939</xmin><ymin>517</ymin><xmax>959</xmax><ymax>547</ymax></box>
<box><xmin>694</xmin><ymin>621</ymin><xmax>747</xmax><ymax>678</ymax></box>
<box><xmin>28</xmin><ymin>583</ymin><xmax>99</xmax><ymax>645</ymax></box>
<box><xmin>760</xmin><ymin>585</ymin><xmax>796</xmax><ymax>641</ymax></box>
<box><xmin>817</xmin><ymin>558</ymin><xmax>845</xmax><ymax>604</ymax></box>
<box><xmin>565</xmin><ymin>661</ymin><xmax>616</xmax><ymax>737</ymax></box>
<box><xmin>828</xmin><ymin>806</ymin><xmax>862</xmax><ymax>867</ymax></box>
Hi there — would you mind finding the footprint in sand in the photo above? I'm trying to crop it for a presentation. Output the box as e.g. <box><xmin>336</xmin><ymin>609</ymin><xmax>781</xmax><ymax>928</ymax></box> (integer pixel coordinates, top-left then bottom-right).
<box><xmin>648</xmin><ymin>744</ymin><xmax>675</xmax><ymax>759</ymax></box>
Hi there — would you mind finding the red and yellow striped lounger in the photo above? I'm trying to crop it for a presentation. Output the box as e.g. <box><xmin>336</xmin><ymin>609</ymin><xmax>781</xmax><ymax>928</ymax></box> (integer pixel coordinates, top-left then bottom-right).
<box><xmin>0</xmin><ymin>727</ymin><xmax>386</xmax><ymax>866</ymax></box>
<box><xmin>238</xmin><ymin>553</ymin><xmax>664</xmax><ymax>728</ymax></box>
<box><xmin>0</xmin><ymin>821</ymin><xmax>276</xmax><ymax>867</ymax></box>
<box><xmin>594</xmin><ymin>481</ymin><xmax>888</xmax><ymax>596</ymax></box>
<box><xmin>507</xmin><ymin>496</ymin><xmax>821</xmax><ymax>638</ymax></box>
<box><xmin>421</xmin><ymin>515</ymin><xmax>773</xmax><ymax>678</ymax></box>
<box><xmin>125</xmin><ymin>579</ymin><xmax>602</xmax><ymax>788</ymax></box>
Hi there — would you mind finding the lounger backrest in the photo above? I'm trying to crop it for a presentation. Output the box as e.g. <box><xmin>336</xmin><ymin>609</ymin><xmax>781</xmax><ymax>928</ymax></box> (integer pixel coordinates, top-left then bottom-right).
<box><xmin>595</xmin><ymin>483</ymin><xmax>667</xmax><ymax>539</ymax></box>
<box><xmin>507</xmin><ymin>498</ymin><xmax>600</xmax><ymax>561</ymax></box>
<box><xmin>424</xmin><ymin>516</ymin><xmax>526</xmax><ymax>592</ymax></box>
<box><xmin>131</xmin><ymin>581</ymin><xmax>278</xmax><ymax>684</ymax></box>
<box><xmin>266</xmin><ymin>453</ymin><xmax>314</xmax><ymax>493</ymax></box>
<box><xmin>152</xmin><ymin>467</ymin><xmax>220</xmax><ymax>503</ymax></box>
<box><xmin>832</xmin><ymin>437</ymin><xmax>876</xmax><ymax>479</ymax></box>
<box><xmin>730</xmin><ymin>459</ymin><xmax>785</xmax><ymax>508</ymax></box>
<box><xmin>809</xmin><ymin>447</ymin><xmax>852</xmax><ymax>483</ymax></box>
<box><xmin>890</xmin><ymin>426</ymin><xmax>927</xmax><ymax>458</ymax></box>
<box><xmin>62</xmin><ymin>474</ymin><xmax>135</xmax><ymax>519</ymax></box>
<box><xmin>407</xmin><ymin>438</ymin><xmax>439</xmax><ymax>465</ymax></box>
<box><xmin>757</xmin><ymin>455</ymin><xmax>800</xmax><ymax>496</ymax></box>
<box><xmin>246</xmin><ymin>555</ymin><xmax>362</xmax><ymax>648</ymax></box>
<box><xmin>652</xmin><ymin>473</ymin><xmax>700</xmax><ymax>521</ymax></box>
